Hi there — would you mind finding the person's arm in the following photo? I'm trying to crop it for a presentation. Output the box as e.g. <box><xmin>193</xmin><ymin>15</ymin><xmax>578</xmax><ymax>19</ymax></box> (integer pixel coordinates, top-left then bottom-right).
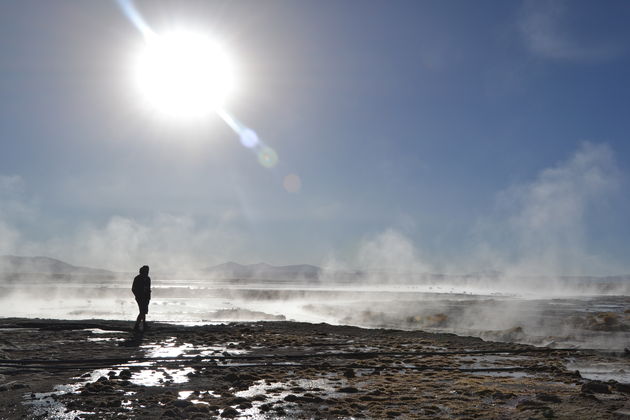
<box><xmin>146</xmin><ymin>277</ymin><xmax>151</xmax><ymax>299</ymax></box>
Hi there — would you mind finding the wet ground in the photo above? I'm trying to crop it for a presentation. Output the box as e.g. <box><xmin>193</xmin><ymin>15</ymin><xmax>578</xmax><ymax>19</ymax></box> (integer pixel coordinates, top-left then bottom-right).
<box><xmin>0</xmin><ymin>318</ymin><xmax>629</xmax><ymax>419</ymax></box>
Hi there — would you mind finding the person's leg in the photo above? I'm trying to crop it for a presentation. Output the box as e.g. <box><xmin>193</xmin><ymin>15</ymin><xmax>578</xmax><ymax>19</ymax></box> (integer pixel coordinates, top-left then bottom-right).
<box><xmin>144</xmin><ymin>300</ymin><xmax>149</xmax><ymax>328</ymax></box>
<box><xmin>134</xmin><ymin>299</ymin><xmax>144</xmax><ymax>330</ymax></box>
<box><xmin>137</xmin><ymin>300</ymin><xmax>149</xmax><ymax>330</ymax></box>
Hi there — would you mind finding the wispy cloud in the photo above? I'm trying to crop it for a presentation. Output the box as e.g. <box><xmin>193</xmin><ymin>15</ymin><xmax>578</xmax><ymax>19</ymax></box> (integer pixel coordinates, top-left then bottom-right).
<box><xmin>518</xmin><ymin>0</ymin><xmax>621</xmax><ymax>61</ymax></box>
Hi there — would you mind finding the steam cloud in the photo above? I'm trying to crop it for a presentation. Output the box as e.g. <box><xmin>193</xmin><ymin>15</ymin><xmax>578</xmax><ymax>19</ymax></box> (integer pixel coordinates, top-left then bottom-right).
<box><xmin>0</xmin><ymin>142</ymin><xmax>626</xmax><ymax>279</ymax></box>
<box><xmin>0</xmin><ymin>177</ymin><xmax>244</xmax><ymax>273</ymax></box>
<box><xmin>333</xmin><ymin>142</ymin><xmax>624</xmax><ymax>282</ymax></box>
<box><xmin>476</xmin><ymin>141</ymin><xmax>621</xmax><ymax>277</ymax></box>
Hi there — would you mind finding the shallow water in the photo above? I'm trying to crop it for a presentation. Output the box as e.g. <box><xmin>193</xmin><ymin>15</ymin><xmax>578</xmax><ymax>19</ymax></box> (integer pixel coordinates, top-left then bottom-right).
<box><xmin>566</xmin><ymin>359</ymin><xmax>630</xmax><ymax>383</ymax></box>
<box><xmin>235</xmin><ymin>378</ymin><xmax>344</xmax><ymax>418</ymax></box>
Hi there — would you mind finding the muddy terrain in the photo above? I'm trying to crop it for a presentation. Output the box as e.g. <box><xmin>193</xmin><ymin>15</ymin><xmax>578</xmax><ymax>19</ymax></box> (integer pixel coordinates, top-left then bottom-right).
<box><xmin>0</xmin><ymin>318</ymin><xmax>629</xmax><ymax>419</ymax></box>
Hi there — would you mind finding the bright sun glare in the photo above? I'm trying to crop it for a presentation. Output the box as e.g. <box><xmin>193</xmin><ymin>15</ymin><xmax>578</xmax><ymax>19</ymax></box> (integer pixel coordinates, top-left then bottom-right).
<box><xmin>134</xmin><ymin>31</ymin><xmax>235</xmax><ymax>119</ymax></box>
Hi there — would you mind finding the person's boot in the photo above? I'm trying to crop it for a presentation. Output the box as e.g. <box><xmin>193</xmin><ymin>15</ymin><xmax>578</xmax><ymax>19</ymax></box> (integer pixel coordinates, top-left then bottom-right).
<box><xmin>133</xmin><ymin>315</ymin><xmax>142</xmax><ymax>331</ymax></box>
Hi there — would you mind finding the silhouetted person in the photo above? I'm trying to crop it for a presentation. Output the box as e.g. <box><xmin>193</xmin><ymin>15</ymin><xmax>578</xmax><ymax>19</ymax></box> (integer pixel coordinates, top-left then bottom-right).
<box><xmin>132</xmin><ymin>265</ymin><xmax>151</xmax><ymax>331</ymax></box>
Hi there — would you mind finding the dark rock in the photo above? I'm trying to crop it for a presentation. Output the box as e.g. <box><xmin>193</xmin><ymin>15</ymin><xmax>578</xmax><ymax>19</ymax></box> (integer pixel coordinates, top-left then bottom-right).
<box><xmin>542</xmin><ymin>407</ymin><xmax>555</xmax><ymax>418</ymax></box>
<box><xmin>536</xmin><ymin>393</ymin><xmax>562</xmax><ymax>403</ymax></box>
<box><xmin>118</xmin><ymin>370</ymin><xmax>132</xmax><ymax>380</ymax></box>
<box><xmin>492</xmin><ymin>391</ymin><xmax>516</xmax><ymax>400</ymax></box>
<box><xmin>284</xmin><ymin>394</ymin><xmax>298</xmax><ymax>402</ymax></box>
<box><xmin>221</xmin><ymin>407</ymin><xmax>239</xmax><ymax>418</ymax></box>
<box><xmin>582</xmin><ymin>381</ymin><xmax>611</xmax><ymax>394</ymax></box>
<box><xmin>162</xmin><ymin>408</ymin><xmax>179</xmax><ymax>417</ymax></box>
<box><xmin>299</xmin><ymin>393</ymin><xmax>324</xmax><ymax>403</ymax></box>
<box><xmin>225</xmin><ymin>373</ymin><xmax>239</xmax><ymax>382</ymax></box>
<box><xmin>613</xmin><ymin>382</ymin><xmax>630</xmax><ymax>394</ymax></box>
<box><xmin>185</xmin><ymin>404</ymin><xmax>209</xmax><ymax>413</ymax></box>
<box><xmin>516</xmin><ymin>399</ymin><xmax>547</xmax><ymax>411</ymax></box>
<box><xmin>343</xmin><ymin>369</ymin><xmax>355</xmax><ymax>378</ymax></box>
<box><xmin>338</xmin><ymin>386</ymin><xmax>359</xmax><ymax>393</ymax></box>
<box><xmin>173</xmin><ymin>399</ymin><xmax>192</xmax><ymax>408</ymax></box>
<box><xmin>331</xmin><ymin>409</ymin><xmax>350</xmax><ymax>415</ymax></box>
<box><xmin>259</xmin><ymin>403</ymin><xmax>273</xmax><ymax>412</ymax></box>
<box><xmin>227</xmin><ymin>397</ymin><xmax>249</xmax><ymax>405</ymax></box>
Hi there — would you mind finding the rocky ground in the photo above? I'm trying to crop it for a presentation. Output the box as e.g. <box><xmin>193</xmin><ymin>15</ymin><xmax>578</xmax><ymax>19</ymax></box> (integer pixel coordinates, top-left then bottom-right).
<box><xmin>0</xmin><ymin>318</ymin><xmax>629</xmax><ymax>419</ymax></box>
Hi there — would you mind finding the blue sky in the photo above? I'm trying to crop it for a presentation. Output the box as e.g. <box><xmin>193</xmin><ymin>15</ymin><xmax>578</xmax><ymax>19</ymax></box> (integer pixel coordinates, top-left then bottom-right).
<box><xmin>1</xmin><ymin>0</ymin><xmax>629</xmax><ymax>274</ymax></box>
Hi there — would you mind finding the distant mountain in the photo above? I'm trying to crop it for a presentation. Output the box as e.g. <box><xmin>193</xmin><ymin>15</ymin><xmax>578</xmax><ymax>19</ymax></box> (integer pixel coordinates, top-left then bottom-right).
<box><xmin>204</xmin><ymin>261</ymin><xmax>321</xmax><ymax>280</ymax></box>
<box><xmin>0</xmin><ymin>255</ymin><xmax>113</xmax><ymax>276</ymax></box>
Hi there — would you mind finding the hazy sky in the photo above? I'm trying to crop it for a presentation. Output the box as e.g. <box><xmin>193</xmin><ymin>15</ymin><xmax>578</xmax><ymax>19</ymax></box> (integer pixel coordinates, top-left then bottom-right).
<box><xmin>1</xmin><ymin>0</ymin><xmax>629</xmax><ymax>274</ymax></box>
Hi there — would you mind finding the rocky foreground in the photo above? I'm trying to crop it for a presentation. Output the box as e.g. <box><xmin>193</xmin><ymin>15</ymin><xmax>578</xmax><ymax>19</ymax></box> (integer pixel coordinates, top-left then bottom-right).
<box><xmin>0</xmin><ymin>318</ymin><xmax>629</xmax><ymax>419</ymax></box>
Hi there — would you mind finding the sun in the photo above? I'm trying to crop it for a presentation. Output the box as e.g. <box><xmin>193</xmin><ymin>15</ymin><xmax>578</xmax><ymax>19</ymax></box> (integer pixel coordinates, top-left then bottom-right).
<box><xmin>134</xmin><ymin>31</ymin><xmax>235</xmax><ymax>119</ymax></box>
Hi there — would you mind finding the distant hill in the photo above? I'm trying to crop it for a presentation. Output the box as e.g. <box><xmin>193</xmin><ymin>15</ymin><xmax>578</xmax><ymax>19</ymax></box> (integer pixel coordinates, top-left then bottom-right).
<box><xmin>0</xmin><ymin>255</ymin><xmax>113</xmax><ymax>276</ymax></box>
<box><xmin>204</xmin><ymin>261</ymin><xmax>321</xmax><ymax>280</ymax></box>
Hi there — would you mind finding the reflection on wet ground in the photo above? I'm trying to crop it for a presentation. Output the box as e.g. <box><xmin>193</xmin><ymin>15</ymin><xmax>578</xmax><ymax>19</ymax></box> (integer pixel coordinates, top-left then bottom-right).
<box><xmin>2</xmin><ymin>319</ymin><xmax>628</xmax><ymax>419</ymax></box>
<box><xmin>22</xmin><ymin>331</ymin><xmax>249</xmax><ymax>417</ymax></box>
<box><xmin>143</xmin><ymin>337</ymin><xmax>247</xmax><ymax>358</ymax></box>
<box><xmin>235</xmin><ymin>378</ymin><xmax>344</xmax><ymax>418</ymax></box>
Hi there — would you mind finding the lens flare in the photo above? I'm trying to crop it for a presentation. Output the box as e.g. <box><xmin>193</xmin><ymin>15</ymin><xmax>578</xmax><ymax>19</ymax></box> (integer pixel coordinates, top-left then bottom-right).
<box><xmin>116</xmin><ymin>0</ymin><xmax>154</xmax><ymax>39</ymax></box>
<box><xmin>217</xmin><ymin>110</ymin><xmax>278</xmax><ymax>168</ymax></box>
<box><xmin>239</xmin><ymin>128</ymin><xmax>260</xmax><ymax>149</ymax></box>
<box><xmin>283</xmin><ymin>174</ymin><xmax>302</xmax><ymax>193</ymax></box>
<box><xmin>258</xmin><ymin>147</ymin><xmax>278</xmax><ymax>168</ymax></box>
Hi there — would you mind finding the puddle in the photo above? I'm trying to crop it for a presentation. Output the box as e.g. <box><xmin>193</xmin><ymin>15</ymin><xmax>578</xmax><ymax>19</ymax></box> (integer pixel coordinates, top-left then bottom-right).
<box><xmin>130</xmin><ymin>367</ymin><xmax>195</xmax><ymax>386</ymax></box>
<box><xmin>234</xmin><ymin>378</ymin><xmax>344</xmax><ymax>417</ymax></box>
<box><xmin>142</xmin><ymin>337</ymin><xmax>247</xmax><ymax>358</ymax></box>
<box><xmin>458</xmin><ymin>354</ymin><xmax>529</xmax><ymax>369</ymax></box>
<box><xmin>24</xmin><ymin>390</ymin><xmax>95</xmax><ymax>419</ymax></box>
<box><xmin>87</xmin><ymin>337</ymin><xmax>125</xmax><ymax>342</ymax></box>
<box><xmin>0</xmin><ymin>328</ymin><xmax>39</xmax><ymax>332</ymax></box>
<box><xmin>457</xmin><ymin>354</ymin><xmax>536</xmax><ymax>379</ymax></box>
<box><xmin>83</xmin><ymin>328</ymin><xmax>125</xmax><ymax>334</ymax></box>
<box><xmin>22</xmin><ymin>374</ymin><xmax>104</xmax><ymax>418</ymax></box>
<box><xmin>566</xmin><ymin>360</ymin><xmax>630</xmax><ymax>383</ymax></box>
<box><xmin>471</xmin><ymin>371</ymin><xmax>533</xmax><ymax>378</ymax></box>
<box><xmin>22</xmin><ymin>338</ymin><xmax>252</xmax><ymax>417</ymax></box>
<box><xmin>178</xmin><ymin>390</ymin><xmax>219</xmax><ymax>404</ymax></box>
<box><xmin>23</xmin><ymin>363</ymin><xmax>196</xmax><ymax>415</ymax></box>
